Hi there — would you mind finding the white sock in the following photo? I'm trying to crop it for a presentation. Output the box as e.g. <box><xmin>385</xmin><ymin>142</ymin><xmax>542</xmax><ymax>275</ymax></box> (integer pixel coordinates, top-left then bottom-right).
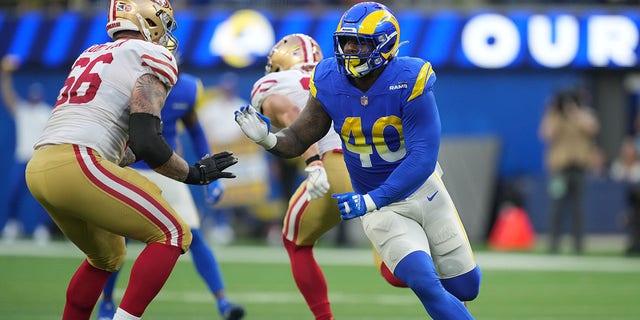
<box><xmin>112</xmin><ymin>308</ymin><xmax>141</xmax><ymax>320</ymax></box>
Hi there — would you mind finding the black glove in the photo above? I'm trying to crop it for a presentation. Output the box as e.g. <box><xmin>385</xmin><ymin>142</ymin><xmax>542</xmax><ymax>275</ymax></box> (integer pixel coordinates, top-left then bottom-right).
<box><xmin>185</xmin><ymin>151</ymin><xmax>237</xmax><ymax>185</ymax></box>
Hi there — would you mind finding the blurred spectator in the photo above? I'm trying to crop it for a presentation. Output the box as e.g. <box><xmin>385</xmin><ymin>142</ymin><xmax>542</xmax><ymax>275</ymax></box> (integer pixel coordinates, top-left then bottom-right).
<box><xmin>539</xmin><ymin>88</ymin><xmax>600</xmax><ymax>254</ymax></box>
<box><xmin>611</xmin><ymin>136</ymin><xmax>640</xmax><ymax>183</ymax></box>
<box><xmin>199</xmin><ymin>72</ymin><xmax>304</xmax><ymax>245</ymax></box>
<box><xmin>197</xmin><ymin>72</ymin><xmax>248</xmax><ymax>245</ymax></box>
<box><xmin>610</xmin><ymin>136</ymin><xmax>640</xmax><ymax>256</ymax></box>
<box><xmin>0</xmin><ymin>54</ymin><xmax>53</xmax><ymax>245</ymax></box>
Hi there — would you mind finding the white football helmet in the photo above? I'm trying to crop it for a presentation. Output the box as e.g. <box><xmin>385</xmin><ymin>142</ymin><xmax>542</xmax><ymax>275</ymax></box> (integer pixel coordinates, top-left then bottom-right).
<box><xmin>106</xmin><ymin>0</ymin><xmax>178</xmax><ymax>52</ymax></box>
<box><xmin>265</xmin><ymin>33</ymin><xmax>323</xmax><ymax>75</ymax></box>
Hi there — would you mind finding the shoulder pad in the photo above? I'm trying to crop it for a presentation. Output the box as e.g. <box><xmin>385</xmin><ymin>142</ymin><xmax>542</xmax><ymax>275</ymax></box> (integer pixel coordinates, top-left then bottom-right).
<box><xmin>132</xmin><ymin>41</ymin><xmax>179</xmax><ymax>88</ymax></box>
<box><xmin>250</xmin><ymin>71</ymin><xmax>302</xmax><ymax>111</ymax></box>
<box><xmin>407</xmin><ymin>61</ymin><xmax>436</xmax><ymax>102</ymax></box>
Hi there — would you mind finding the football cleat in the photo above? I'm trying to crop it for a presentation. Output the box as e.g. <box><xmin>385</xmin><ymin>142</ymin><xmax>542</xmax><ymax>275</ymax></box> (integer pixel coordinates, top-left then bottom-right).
<box><xmin>265</xmin><ymin>33</ymin><xmax>323</xmax><ymax>75</ymax></box>
<box><xmin>106</xmin><ymin>0</ymin><xmax>178</xmax><ymax>52</ymax></box>
<box><xmin>223</xmin><ymin>305</ymin><xmax>245</xmax><ymax>320</ymax></box>
<box><xmin>333</xmin><ymin>1</ymin><xmax>401</xmax><ymax>78</ymax></box>
<box><xmin>220</xmin><ymin>302</ymin><xmax>245</xmax><ymax>320</ymax></box>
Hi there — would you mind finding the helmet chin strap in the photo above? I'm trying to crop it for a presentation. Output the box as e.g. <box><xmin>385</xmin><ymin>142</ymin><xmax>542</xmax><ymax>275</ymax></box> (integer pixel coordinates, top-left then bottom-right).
<box><xmin>346</xmin><ymin>58</ymin><xmax>371</xmax><ymax>78</ymax></box>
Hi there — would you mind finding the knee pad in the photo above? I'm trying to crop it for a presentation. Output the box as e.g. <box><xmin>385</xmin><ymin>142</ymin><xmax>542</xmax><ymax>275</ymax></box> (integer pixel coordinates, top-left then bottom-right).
<box><xmin>89</xmin><ymin>247</ymin><xmax>127</xmax><ymax>273</ymax></box>
<box><xmin>441</xmin><ymin>265</ymin><xmax>482</xmax><ymax>301</ymax></box>
<box><xmin>92</xmin><ymin>258</ymin><xmax>124</xmax><ymax>273</ymax></box>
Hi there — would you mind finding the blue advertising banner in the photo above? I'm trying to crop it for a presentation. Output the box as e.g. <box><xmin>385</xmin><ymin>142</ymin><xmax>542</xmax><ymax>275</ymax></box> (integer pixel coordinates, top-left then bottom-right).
<box><xmin>1</xmin><ymin>8</ymin><xmax>639</xmax><ymax>70</ymax></box>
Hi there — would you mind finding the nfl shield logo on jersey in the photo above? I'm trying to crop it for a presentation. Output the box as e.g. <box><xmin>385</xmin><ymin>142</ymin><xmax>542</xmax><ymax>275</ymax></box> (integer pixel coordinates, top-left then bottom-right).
<box><xmin>361</xmin><ymin>95</ymin><xmax>368</xmax><ymax>107</ymax></box>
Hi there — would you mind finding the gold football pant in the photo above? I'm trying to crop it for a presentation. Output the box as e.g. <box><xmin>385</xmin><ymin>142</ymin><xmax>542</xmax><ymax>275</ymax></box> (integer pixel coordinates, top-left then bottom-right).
<box><xmin>26</xmin><ymin>144</ymin><xmax>191</xmax><ymax>272</ymax></box>
<box><xmin>283</xmin><ymin>150</ymin><xmax>392</xmax><ymax>280</ymax></box>
<box><xmin>283</xmin><ymin>150</ymin><xmax>352</xmax><ymax>245</ymax></box>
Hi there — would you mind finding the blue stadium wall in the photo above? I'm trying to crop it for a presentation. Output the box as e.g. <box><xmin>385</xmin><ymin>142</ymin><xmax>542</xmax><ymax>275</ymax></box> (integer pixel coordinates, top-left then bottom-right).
<box><xmin>1</xmin><ymin>7</ymin><xmax>637</xmax><ymax>235</ymax></box>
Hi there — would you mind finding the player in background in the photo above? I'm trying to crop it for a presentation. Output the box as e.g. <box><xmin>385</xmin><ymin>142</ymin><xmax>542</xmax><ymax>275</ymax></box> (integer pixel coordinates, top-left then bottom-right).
<box><xmin>250</xmin><ymin>33</ymin><xmax>407</xmax><ymax>320</ymax></box>
<box><xmin>96</xmin><ymin>71</ymin><xmax>245</xmax><ymax>320</ymax></box>
<box><xmin>250</xmin><ymin>33</ymin><xmax>338</xmax><ymax>320</ymax></box>
<box><xmin>235</xmin><ymin>2</ymin><xmax>481</xmax><ymax>319</ymax></box>
<box><xmin>25</xmin><ymin>1</ymin><xmax>237</xmax><ymax>319</ymax></box>
<box><xmin>0</xmin><ymin>54</ymin><xmax>53</xmax><ymax>244</ymax></box>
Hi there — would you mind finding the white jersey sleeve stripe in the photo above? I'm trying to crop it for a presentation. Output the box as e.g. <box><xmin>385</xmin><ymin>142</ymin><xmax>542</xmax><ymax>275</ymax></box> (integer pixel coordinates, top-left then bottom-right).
<box><xmin>143</xmin><ymin>62</ymin><xmax>177</xmax><ymax>87</ymax></box>
<box><xmin>250</xmin><ymin>79</ymin><xmax>277</xmax><ymax>105</ymax></box>
<box><xmin>141</xmin><ymin>53</ymin><xmax>178</xmax><ymax>86</ymax></box>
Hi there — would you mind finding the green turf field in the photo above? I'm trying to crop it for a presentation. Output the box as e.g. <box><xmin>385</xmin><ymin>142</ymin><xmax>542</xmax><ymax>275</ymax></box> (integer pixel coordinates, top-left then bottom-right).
<box><xmin>1</xmin><ymin>241</ymin><xmax>640</xmax><ymax>319</ymax></box>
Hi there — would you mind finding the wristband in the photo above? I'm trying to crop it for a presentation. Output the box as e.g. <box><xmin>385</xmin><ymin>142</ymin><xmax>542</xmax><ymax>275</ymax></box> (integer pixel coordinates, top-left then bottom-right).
<box><xmin>257</xmin><ymin>133</ymin><xmax>277</xmax><ymax>150</ymax></box>
<box><xmin>184</xmin><ymin>166</ymin><xmax>203</xmax><ymax>185</ymax></box>
<box><xmin>363</xmin><ymin>194</ymin><xmax>378</xmax><ymax>211</ymax></box>
<box><xmin>305</xmin><ymin>155</ymin><xmax>321</xmax><ymax>165</ymax></box>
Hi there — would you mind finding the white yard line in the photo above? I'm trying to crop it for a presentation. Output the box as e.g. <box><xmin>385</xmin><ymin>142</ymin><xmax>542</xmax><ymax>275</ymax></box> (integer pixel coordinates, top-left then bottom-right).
<box><xmin>139</xmin><ymin>289</ymin><xmax>418</xmax><ymax>305</ymax></box>
<box><xmin>1</xmin><ymin>240</ymin><xmax>639</xmax><ymax>272</ymax></box>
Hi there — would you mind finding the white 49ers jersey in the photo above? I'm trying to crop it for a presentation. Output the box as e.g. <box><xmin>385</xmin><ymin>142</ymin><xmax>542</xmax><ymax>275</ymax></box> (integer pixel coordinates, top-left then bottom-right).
<box><xmin>35</xmin><ymin>39</ymin><xmax>178</xmax><ymax>164</ymax></box>
<box><xmin>250</xmin><ymin>69</ymin><xmax>341</xmax><ymax>155</ymax></box>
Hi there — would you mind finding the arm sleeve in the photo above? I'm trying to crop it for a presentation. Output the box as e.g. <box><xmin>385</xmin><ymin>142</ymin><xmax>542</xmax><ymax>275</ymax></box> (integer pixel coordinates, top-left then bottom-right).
<box><xmin>187</xmin><ymin>121</ymin><xmax>211</xmax><ymax>158</ymax></box>
<box><xmin>187</xmin><ymin>78</ymin><xmax>211</xmax><ymax>158</ymax></box>
<box><xmin>368</xmin><ymin>88</ymin><xmax>441</xmax><ymax>208</ymax></box>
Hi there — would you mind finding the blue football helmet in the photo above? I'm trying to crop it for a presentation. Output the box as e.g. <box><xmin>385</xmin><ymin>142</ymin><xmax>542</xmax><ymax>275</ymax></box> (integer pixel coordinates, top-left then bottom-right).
<box><xmin>333</xmin><ymin>2</ymin><xmax>400</xmax><ymax>78</ymax></box>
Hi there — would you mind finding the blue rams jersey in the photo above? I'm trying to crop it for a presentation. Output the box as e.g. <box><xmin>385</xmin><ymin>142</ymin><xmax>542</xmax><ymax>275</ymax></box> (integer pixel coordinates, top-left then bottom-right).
<box><xmin>131</xmin><ymin>73</ymin><xmax>203</xmax><ymax>170</ymax></box>
<box><xmin>310</xmin><ymin>56</ymin><xmax>441</xmax><ymax>207</ymax></box>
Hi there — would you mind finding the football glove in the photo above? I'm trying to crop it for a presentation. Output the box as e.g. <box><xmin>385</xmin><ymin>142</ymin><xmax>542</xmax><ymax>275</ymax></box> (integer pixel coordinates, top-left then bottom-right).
<box><xmin>234</xmin><ymin>105</ymin><xmax>277</xmax><ymax>149</ymax></box>
<box><xmin>332</xmin><ymin>192</ymin><xmax>377</xmax><ymax>220</ymax></box>
<box><xmin>304</xmin><ymin>160</ymin><xmax>330</xmax><ymax>200</ymax></box>
<box><xmin>185</xmin><ymin>151</ymin><xmax>237</xmax><ymax>185</ymax></box>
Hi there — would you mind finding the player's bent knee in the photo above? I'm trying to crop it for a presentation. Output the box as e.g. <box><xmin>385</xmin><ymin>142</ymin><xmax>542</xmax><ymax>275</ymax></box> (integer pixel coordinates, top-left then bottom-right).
<box><xmin>441</xmin><ymin>265</ymin><xmax>482</xmax><ymax>301</ymax></box>
<box><xmin>380</xmin><ymin>262</ymin><xmax>408</xmax><ymax>287</ymax></box>
<box><xmin>145</xmin><ymin>220</ymin><xmax>192</xmax><ymax>253</ymax></box>
<box><xmin>157</xmin><ymin>226</ymin><xmax>192</xmax><ymax>253</ymax></box>
<box><xmin>407</xmin><ymin>273</ymin><xmax>445</xmax><ymax>300</ymax></box>
<box><xmin>283</xmin><ymin>236</ymin><xmax>313</xmax><ymax>253</ymax></box>
<box><xmin>283</xmin><ymin>236</ymin><xmax>295</xmax><ymax>250</ymax></box>
<box><xmin>394</xmin><ymin>251</ymin><xmax>443</xmax><ymax>298</ymax></box>
<box><xmin>181</xmin><ymin>226</ymin><xmax>193</xmax><ymax>252</ymax></box>
<box><xmin>89</xmin><ymin>252</ymin><xmax>126</xmax><ymax>273</ymax></box>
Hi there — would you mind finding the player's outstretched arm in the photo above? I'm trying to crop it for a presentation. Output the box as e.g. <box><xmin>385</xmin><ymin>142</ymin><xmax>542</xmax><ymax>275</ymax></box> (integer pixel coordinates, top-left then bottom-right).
<box><xmin>275</xmin><ymin>95</ymin><xmax>332</xmax><ymax>158</ymax></box>
<box><xmin>234</xmin><ymin>104</ymin><xmax>277</xmax><ymax>149</ymax></box>
<box><xmin>129</xmin><ymin>74</ymin><xmax>237</xmax><ymax>184</ymax></box>
<box><xmin>235</xmin><ymin>95</ymin><xmax>331</xmax><ymax>158</ymax></box>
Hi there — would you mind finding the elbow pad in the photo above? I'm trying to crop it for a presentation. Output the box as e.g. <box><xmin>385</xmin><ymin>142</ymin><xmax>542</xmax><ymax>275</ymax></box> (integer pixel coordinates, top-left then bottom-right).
<box><xmin>128</xmin><ymin>113</ymin><xmax>173</xmax><ymax>168</ymax></box>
